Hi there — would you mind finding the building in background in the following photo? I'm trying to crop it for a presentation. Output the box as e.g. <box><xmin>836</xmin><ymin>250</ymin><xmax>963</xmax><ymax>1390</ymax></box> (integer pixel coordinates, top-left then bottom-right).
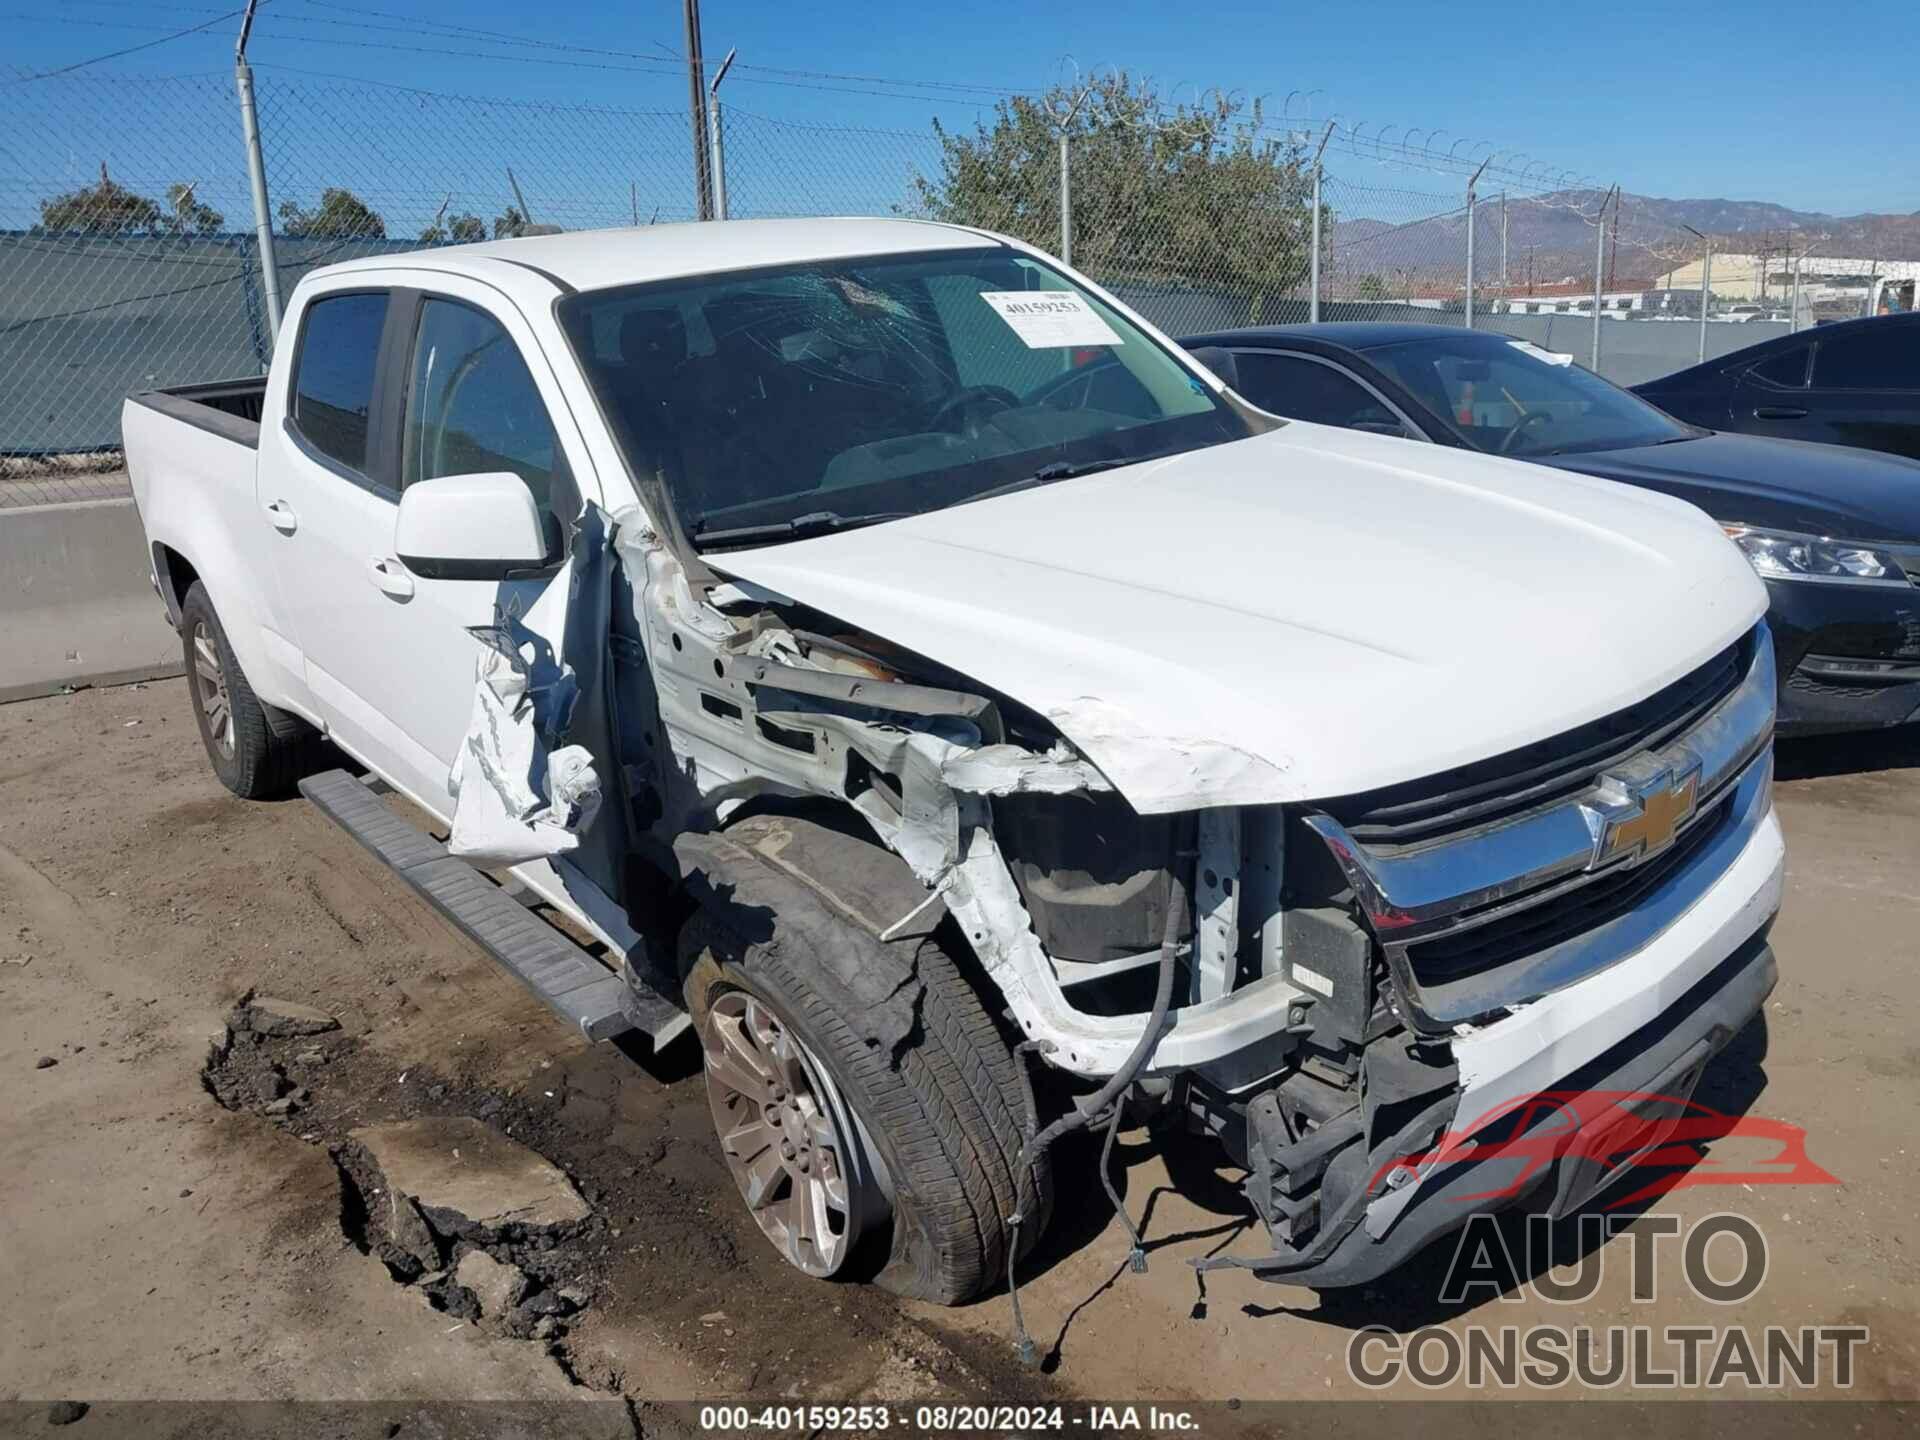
<box><xmin>1655</xmin><ymin>254</ymin><xmax>1920</xmax><ymax>309</ymax></box>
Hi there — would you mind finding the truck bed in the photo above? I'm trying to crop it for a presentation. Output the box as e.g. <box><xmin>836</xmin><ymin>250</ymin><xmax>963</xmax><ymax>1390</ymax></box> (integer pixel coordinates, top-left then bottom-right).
<box><xmin>126</xmin><ymin>377</ymin><xmax>267</xmax><ymax>450</ymax></box>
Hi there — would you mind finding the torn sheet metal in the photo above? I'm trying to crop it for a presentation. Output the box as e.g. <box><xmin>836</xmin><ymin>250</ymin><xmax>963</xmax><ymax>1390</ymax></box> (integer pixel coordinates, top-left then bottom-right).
<box><xmin>448</xmin><ymin>637</ymin><xmax>603</xmax><ymax>865</ymax></box>
<box><xmin>935</xmin><ymin>741</ymin><xmax>1112</xmax><ymax>796</ymax></box>
<box><xmin>446</xmin><ymin>531</ymin><xmax>604</xmax><ymax>868</ymax></box>
<box><xmin>1043</xmin><ymin>697</ymin><xmax>1286</xmax><ymax>810</ymax></box>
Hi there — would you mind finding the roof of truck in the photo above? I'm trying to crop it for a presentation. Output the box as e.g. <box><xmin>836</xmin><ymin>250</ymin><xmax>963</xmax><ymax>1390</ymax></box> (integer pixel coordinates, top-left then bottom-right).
<box><xmin>307</xmin><ymin>216</ymin><xmax>1006</xmax><ymax>296</ymax></box>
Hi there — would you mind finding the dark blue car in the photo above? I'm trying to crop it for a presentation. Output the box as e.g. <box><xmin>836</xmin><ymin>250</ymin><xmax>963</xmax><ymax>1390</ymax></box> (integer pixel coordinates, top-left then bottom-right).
<box><xmin>1181</xmin><ymin>322</ymin><xmax>1920</xmax><ymax>736</ymax></box>
<box><xmin>1633</xmin><ymin>311</ymin><xmax>1920</xmax><ymax>463</ymax></box>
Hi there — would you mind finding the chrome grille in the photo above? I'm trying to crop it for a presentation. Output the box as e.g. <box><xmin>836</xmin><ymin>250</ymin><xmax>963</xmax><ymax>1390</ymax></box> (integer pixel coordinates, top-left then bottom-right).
<box><xmin>1320</xmin><ymin>634</ymin><xmax>1749</xmax><ymax>852</ymax></box>
<box><xmin>1304</xmin><ymin>623</ymin><xmax>1777</xmax><ymax>1032</ymax></box>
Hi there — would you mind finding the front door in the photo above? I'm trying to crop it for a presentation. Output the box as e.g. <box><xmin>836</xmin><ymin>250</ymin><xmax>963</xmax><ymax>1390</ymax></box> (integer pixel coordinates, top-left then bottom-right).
<box><xmin>260</xmin><ymin>275</ymin><xmax>598</xmax><ymax>815</ymax></box>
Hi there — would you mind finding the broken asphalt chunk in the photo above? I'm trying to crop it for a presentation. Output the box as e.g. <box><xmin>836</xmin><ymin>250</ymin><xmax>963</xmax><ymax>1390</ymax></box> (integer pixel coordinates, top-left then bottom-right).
<box><xmin>453</xmin><ymin>1249</ymin><xmax>528</xmax><ymax>1319</ymax></box>
<box><xmin>242</xmin><ymin>995</ymin><xmax>342</xmax><ymax>1038</ymax></box>
<box><xmin>349</xmin><ymin>1116</ymin><xmax>591</xmax><ymax>1232</ymax></box>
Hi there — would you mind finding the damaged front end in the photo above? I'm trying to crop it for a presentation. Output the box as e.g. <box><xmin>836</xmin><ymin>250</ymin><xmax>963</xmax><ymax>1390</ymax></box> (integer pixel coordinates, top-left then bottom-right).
<box><xmin>446</xmin><ymin>499</ymin><xmax>1782</xmax><ymax>1292</ymax></box>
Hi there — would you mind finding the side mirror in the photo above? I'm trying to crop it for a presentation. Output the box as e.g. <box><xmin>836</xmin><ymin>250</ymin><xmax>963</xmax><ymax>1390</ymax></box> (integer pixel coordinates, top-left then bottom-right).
<box><xmin>394</xmin><ymin>472</ymin><xmax>549</xmax><ymax>580</ymax></box>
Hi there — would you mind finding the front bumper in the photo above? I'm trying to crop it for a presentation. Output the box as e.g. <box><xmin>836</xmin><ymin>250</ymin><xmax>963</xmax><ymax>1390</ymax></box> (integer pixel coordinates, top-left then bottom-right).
<box><xmin>1766</xmin><ymin>576</ymin><xmax>1920</xmax><ymax>735</ymax></box>
<box><xmin>1208</xmin><ymin>788</ymin><xmax>1785</xmax><ymax>1288</ymax></box>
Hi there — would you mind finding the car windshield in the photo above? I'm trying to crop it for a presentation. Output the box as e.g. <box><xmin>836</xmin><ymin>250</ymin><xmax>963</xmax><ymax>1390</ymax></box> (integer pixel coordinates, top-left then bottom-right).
<box><xmin>1363</xmin><ymin>335</ymin><xmax>1694</xmax><ymax>458</ymax></box>
<box><xmin>558</xmin><ymin>246</ymin><xmax>1249</xmax><ymax>548</ymax></box>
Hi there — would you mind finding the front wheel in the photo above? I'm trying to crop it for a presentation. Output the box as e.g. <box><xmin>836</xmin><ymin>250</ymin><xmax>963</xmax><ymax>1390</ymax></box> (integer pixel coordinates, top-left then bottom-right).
<box><xmin>684</xmin><ymin>923</ymin><xmax>1051</xmax><ymax>1306</ymax></box>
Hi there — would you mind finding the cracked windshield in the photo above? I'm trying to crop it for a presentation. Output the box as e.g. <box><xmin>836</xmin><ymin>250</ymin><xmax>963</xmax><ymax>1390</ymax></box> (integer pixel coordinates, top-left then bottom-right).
<box><xmin>560</xmin><ymin>246</ymin><xmax>1251</xmax><ymax>548</ymax></box>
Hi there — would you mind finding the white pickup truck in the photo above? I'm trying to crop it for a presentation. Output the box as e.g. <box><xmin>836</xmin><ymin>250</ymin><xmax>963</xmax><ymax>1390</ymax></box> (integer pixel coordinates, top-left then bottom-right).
<box><xmin>124</xmin><ymin>218</ymin><xmax>1784</xmax><ymax>1311</ymax></box>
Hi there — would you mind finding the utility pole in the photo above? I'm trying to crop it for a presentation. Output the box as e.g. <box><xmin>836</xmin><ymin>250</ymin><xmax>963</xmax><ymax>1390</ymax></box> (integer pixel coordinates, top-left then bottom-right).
<box><xmin>683</xmin><ymin>0</ymin><xmax>714</xmax><ymax>220</ymax></box>
<box><xmin>707</xmin><ymin>47</ymin><xmax>736</xmax><ymax>220</ymax></box>
<box><xmin>1308</xmin><ymin>122</ymin><xmax>1333</xmax><ymax>323</ymax></box>
<box><xmin>1052</xmin><ymin>84</ymin><xmax>1095</xmax><ymax>266</ymax></box>
<box><xmin>1500</xmin><ymin>191</ymin><xmax>1509</xmax><ymax>292</ymax></box>
<box><xmin>1785</xmin><ymin>226</ymin><xmax>1796</xmax><ymax>331</ymax></box>
<box><xmin>1682</xmin><ymin>224</ymin><xmax>1710</xmax><ymax>363</ymax></box>
<box><xmin>233</xmin><ymin>0</ymin><xmax>283</xmax><ymax>345</ymax></box>
<box><xmin>1464</xmin><ymin>156</ymin><xmax>1490</xmax><ymax>330</ymax></box>
<box><xmin>506</xmin><ymin>167</ymin><xmax>535</xmax><ymax>229</ymax></box>
<box><xmin>1591</xmin><ymin>185</ymin><xmax>1616</xmax><ymax>370</ymax></box>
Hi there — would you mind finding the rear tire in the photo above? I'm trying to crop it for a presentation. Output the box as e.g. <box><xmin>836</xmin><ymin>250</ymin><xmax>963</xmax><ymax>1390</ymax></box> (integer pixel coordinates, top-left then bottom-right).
<box><xmin>684</xmin><ymin>919</ymin><xmax>1051</xmax><ymax>1306</ymax></box>
<box><xmin>179</xmin><ymin>581</ymin><xmax>318</xmax><ymax>799</ymax></box>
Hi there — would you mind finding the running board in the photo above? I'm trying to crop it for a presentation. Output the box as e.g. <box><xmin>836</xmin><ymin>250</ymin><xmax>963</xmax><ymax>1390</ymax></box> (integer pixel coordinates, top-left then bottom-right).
<box><xmin>298</xmin><ymin>769</ymin><xmax>687</xmax><ymax>1046</ymax></box>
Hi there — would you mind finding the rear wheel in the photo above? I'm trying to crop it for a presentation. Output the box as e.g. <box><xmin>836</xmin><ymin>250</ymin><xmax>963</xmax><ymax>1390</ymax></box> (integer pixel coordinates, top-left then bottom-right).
<box><xmin>179</xmin><ymin>581</ymin><xmax>319</xmax><ymax>799</ymax></box>
<box><xmin>685</xmin><ymin>923</ymin><xmax>1050</xmax><ymax>1305</ymax></box>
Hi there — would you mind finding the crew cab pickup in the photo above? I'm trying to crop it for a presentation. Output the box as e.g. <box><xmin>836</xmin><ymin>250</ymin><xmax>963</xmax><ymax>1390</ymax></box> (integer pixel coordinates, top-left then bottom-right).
<box><xmin>124</xmin><ymin>218</ymin><xmax>1784</xmax><ymax>1308</ymax></box>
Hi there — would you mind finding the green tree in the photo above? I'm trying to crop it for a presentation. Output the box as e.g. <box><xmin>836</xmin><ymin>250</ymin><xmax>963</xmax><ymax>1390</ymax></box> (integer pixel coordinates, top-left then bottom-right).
<box><xmin>420</xmin><ymin>211</ymin><xmax>486</xmax><ymax>244</ymax></box>
<box><xmin>492</xmin><ymin>206</ymin><xmax>528</xmax><ymax>240</ymax></box>
<box><xmin>278</xmin><ymin>187</ymin><xmax>386</xmax><ymax>240</ymax></box>
<box><xmin>164</xmin><ymin>182</ymin><xmax>224</xmax><ymax>237</ymax></box>
<box><xmin>911</xmin><ymin>74</ymin><xmax>1321</xmax><ymax>323</ymax></box>
<box><xmin>1353</xmin><ymin>273</ymin><xmax>1393</xmax><ymax>301</ymax></box>
<box><xmin>36</xmin><ymin>164</ymin><xmax>161</xmax><ymax>235</ymax></box>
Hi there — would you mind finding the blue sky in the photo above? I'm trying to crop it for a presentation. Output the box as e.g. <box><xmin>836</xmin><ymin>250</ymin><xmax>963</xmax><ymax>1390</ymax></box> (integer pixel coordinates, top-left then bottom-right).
<box><xmin>9</xmin><ymin>0</ymin><xmax>1919</xmax><ymax>216</ymax></box>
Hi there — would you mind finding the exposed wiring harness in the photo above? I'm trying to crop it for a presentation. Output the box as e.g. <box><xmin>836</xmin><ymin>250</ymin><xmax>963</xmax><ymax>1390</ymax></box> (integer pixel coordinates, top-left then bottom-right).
<box><xmin>1005</xmin><ymin>872</ymin><xmax>1187</xmax><ymax>1366</ymax></box>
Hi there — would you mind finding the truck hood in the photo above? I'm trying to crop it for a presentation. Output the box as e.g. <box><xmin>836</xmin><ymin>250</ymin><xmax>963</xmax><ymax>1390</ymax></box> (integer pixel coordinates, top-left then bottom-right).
<box><xmin>712</xmin><ymin>424</ymin><xmax>1767</xmax><ymax>813</ymax></box>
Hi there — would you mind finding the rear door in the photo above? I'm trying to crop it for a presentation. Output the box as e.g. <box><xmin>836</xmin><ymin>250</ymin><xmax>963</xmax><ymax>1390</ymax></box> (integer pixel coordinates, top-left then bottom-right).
<box><xmin>260</xmin><ymin>272</ymin><xmax>598</xmax><ymax>814</ymax></box>
<box><xmin>1796</xmin><ymin>323</ymin><xmax>1920</xmax><ymax>460</ymax></box>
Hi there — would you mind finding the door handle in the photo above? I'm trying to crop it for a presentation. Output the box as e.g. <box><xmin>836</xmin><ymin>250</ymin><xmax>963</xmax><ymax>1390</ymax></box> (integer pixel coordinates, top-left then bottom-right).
<box><xmin>369</xmin><ymin>557</ymin><xmax>415</xmax><ymax>600</ymax></box>
<box><xmin>1753</xmin><ymin>406</ymin><xmax>1808</xmax><ymax>419</ymax></box>
<box><xmin>264</xmin><ymin>499</ymin><xmax>299</xmax><ymax>534</ymax></box>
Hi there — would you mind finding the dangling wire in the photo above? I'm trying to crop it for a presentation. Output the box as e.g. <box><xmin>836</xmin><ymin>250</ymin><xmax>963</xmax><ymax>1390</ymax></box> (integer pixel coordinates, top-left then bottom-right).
<box><xmin>1098</xmin><ymin>1094</ymin><xmax>1148</xmax><ymax>1273</ymax></box>
<box><xmin>1006</xmin><ymin>872</ymin><xmax>1187</xmax><ymax>1367</ymax></box>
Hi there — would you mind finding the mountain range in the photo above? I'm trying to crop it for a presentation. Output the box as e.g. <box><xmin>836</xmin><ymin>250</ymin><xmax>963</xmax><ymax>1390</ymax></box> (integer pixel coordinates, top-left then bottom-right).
<box><xmin>1330</xmin><ymin>189</ymin><xmax>1920</xmax><ymax>285</ymax></box>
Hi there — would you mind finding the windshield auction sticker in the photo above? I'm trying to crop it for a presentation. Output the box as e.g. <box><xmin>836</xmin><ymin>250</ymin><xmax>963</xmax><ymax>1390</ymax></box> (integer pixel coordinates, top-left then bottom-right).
<box><xmin>1508</xmin><ymin>339</ymin><xmax>1575</xmax><ymax>366</ymax></box>
<box><xmin>979</xmin><ymin>290</ymin><xmax>1123</xmax><ymax>348</ymax></box>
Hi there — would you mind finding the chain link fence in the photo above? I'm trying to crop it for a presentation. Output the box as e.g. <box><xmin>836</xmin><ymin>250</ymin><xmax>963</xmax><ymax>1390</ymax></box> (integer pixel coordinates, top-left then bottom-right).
<box><xmin>0</xmin><ymin>67</ymin><xmax>1871</xmax><ymax>461</ymax></box>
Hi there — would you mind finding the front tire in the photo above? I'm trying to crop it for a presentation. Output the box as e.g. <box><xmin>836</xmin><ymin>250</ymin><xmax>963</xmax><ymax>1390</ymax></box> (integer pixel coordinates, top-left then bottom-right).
<box><xmin>179</xmin><ymin>581</ymin><xmax>318</xmax><ymax>798</ymax></box>
<box><xmin>684</xmin><ymin>921</ymin><xmax>1051</xmax><ymax>1306</ymax></box>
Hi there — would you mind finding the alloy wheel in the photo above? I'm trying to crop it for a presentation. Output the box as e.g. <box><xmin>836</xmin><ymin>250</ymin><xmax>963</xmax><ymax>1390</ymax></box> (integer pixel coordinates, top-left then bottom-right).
<box><xmin>191</xmin><ymin>620</ymin><xmax>235</xmax><ymax>759</ymax></box>
<box><xmin>701</xmin><ymin>989</ymin><xmax>879</xmax><ymax>1277</ymax></box>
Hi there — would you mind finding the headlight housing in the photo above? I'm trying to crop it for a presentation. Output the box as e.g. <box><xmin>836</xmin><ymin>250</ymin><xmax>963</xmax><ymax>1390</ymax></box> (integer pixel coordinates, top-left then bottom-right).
<box><xmin>1721</xmin><ymin>524</ymin><xmax>1911</xmax><ymax>586</ymax></box>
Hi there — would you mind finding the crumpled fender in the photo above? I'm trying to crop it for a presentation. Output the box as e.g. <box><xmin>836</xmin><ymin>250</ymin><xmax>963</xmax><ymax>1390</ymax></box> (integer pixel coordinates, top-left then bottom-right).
<box><xmin>674</xmin><ymin>813</ymin><xmax>947</xmax><ymax>1055</ymax></box>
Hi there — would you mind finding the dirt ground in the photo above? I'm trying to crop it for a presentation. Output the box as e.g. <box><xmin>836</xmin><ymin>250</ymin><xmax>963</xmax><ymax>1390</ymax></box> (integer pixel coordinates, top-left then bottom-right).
<box><xmin>2</xmin><ymin>678</ymin><xmax>1917</xmax><ymax>1427</ymax></box>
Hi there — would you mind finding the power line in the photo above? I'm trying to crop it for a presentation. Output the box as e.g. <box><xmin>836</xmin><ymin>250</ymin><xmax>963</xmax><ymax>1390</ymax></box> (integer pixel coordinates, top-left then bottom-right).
<box><xmin>13</xmin><ymin>8</ymin><xmax>1017</xmax><ymax>106</ymax></box>
<box><xmin>11</xmin><ymin>5</ymin><xmax>250</xmax><ymax>79</ymax></box>
<box><xmin>285</xmin><ymin>0</ymin><xmax>1026</xmax><ymax>97</ymax></box>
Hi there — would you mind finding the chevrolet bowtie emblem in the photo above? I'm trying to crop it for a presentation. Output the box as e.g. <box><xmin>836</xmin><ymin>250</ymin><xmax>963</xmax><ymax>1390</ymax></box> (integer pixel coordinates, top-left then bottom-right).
<box><xmin>1595</xmin><ymin>764</ymin><xmax>1701</xmax><ymax>867</ymax></box>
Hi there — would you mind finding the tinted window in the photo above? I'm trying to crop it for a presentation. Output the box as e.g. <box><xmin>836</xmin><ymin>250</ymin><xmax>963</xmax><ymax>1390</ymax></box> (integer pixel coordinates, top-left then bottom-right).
<box><xmin>1230</xmin><ymin>351</ymin><xmax>1407</xmax><ymax>432</ymax></box>
<box><xmin>292</xmin><ymin>292</ymin><xmax>387</xmax><ymax>472</ymax></box>
<box><xmin>1749</xmin><ymin>345</ymin><xmax>1810</xmax><ymax>388</ymax></box>
<box><xmin>1365</xmin><ymin>336</ymin><xmax>1689</xmax><ymax>457</ymax></box>
<box><xmin>558</xmin><ymin>247</ymin><xmax>1245</xmax><ymax>548</ymax></box>
<box><xmin>1814</xmin><ymin>326</ymin><xmax>1920</xmax><ymax>389</ymax></box>
<box><xmin>401</xmin><ymin>299</ymin><xmax>562</xmax><ymax>523</ymax></box>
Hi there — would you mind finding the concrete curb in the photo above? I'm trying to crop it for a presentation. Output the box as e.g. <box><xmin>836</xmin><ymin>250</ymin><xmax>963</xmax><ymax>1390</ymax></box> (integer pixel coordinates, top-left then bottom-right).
<box><xmin>0</xmin><ymin>497</ymin><xmax>184</xmax><ymax>704</ymax></box>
